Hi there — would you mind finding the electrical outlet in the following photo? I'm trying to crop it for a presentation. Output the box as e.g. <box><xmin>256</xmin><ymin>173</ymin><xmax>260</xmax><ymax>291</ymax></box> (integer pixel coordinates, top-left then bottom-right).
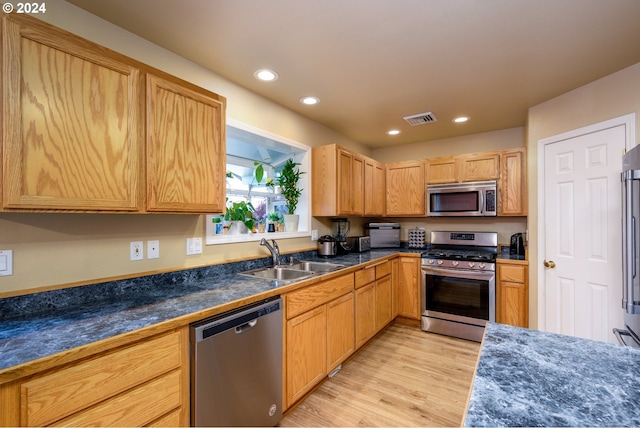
<box><xmin>130</xmin><ymin>241</ymin><xmax>143</xmax><ymax>261</ymax></box>
<box><xmin>311</xmin><ymin>230</ymin><xmax>319</xmax><ymax>241</ymax></box>
<box><xmin>186</xmin><ymin>237</ymin><xmax>203</xmax><ymax>255</ymax></box>
<box><xmin>147</xmin><ymin>240</ymin><xmax>160</xmax><ymax>259</ymax></box>
<box><xmin>0</xmin><ymin>250</ymin><xmax>13</xmax><ymax>276</ymax></box>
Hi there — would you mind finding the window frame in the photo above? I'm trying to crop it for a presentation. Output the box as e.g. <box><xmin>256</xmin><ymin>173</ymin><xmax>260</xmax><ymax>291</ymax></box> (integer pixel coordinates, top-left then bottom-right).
<box><xmin>205</xmin><ymin>118</ymin><xmax>312</xmax><ymax>245</ymax></box>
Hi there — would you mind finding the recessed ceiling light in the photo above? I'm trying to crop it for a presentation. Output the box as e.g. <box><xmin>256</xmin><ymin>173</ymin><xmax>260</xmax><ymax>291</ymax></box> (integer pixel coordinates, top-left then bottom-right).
<box><xmin>453</xmin><ymin>116</ymin><xmax>469</xmax><ymax>123</ymax></box>
<box><xmin>300</xmin><ymin>96</ymin><xmax>320</xmax><ymax>105</ymax></box>
<box><xmin>254</xmin><ymin>69</ymin><xmax>279</xmax><ymax>81</ymax></box>
<box><xmin>388</xmin><ymin>129</ymin><xmax>401</xmax><ymax>135</ymax></box>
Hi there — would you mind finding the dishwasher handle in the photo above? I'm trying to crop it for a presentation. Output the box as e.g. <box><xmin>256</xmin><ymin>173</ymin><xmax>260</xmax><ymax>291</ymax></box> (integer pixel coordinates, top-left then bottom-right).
<box><xmin>235</xmin><ymin>319</ymin><xmax>258</xmax><ymax>334</ymax></box>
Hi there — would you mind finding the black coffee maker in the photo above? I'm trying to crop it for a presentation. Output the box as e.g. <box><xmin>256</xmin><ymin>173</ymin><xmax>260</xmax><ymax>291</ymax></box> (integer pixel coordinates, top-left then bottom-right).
<box><xmin>510</xmin><ymin>233</ymin><xmax>526</xmax><ymax>258</ymax></box>
<box><xmin>332</xmin><ymin>218</ymin><xmax>352</xmax><ymax>254</ymax></box>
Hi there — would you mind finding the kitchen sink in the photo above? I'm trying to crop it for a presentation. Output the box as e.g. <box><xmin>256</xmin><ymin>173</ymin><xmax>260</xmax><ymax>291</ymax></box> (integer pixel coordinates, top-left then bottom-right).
<box><xmin>239</xmin><ymin>267</ymin><xmax>316</xmax><ymax>281</ymax></box>
<box><xmin>286</xmin><ymin>261</ymin><xmax>346</xmax><ymax>273</ymax></box>
<box><xmin>239</xmin><ymin>260</ymin><xmax>345</xmax><ymax>282</ymax></box>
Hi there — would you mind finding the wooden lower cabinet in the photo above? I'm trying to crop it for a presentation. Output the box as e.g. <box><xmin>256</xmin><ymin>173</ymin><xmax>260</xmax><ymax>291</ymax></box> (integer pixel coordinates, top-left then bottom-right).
<box><xmin>355</xmin><ymin>282</ymin><xmax>376</xmax><ymax>348</ymax></box>
<box><xmin>354</xmin><ymin>261</ymin><xmax>393</xmax><ymax>349</ymax></box>
<box><xmin>397</xmin><ymin>256</ymin><xmax>421</xmax><ymax>320</ymax></box>
<box><xmin>497</xmin><ymin>261</ymin><xmax>529</xmax><ymax>328</ymax></box>
<box><xmin>284</xmin><ymin>273</ymin><xmax>355</xmax><ymax>408</ymax></box>
<box><xmin>0</xmin><ymin>328</ymin><xmax>189</xmax><ymax>427</ymax></box>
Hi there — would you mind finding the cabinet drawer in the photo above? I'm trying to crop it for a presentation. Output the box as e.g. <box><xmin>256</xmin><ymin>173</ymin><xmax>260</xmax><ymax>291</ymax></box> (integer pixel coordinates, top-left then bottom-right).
<box><xmin>22</xmin><ymin>331</ymin><xmax>181</xmax><ymax>427</ymax></box>
<box><xmin>376</xmin><ymin>260</ymin><xmax>391</xmax><ymax>279</ymax></box>
<box><xmin>286</xmin><ymin>274</ymin><xmax>354</xmax><ymax>319</ymax></box>
<box><xmin>54</xmin><ymin>369</ymin><xmax>181</xmax><ymax>427</ymax></box>
<box><xmin>499</xmin><ymin>264</ymin><xmax>526</xmax><ymax>283</ymax></box>
<box><xmin>355</xmin><ymin>266</ymin><xmax>376</xmax><ymax>288</ymax></box>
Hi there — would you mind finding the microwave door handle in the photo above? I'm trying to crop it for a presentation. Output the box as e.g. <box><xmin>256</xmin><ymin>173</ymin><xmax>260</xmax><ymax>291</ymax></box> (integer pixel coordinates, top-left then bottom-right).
<box><xmin>479</xmin><ymin>191</ymin><xmax>485</xmax><ymax>215</ymax></box>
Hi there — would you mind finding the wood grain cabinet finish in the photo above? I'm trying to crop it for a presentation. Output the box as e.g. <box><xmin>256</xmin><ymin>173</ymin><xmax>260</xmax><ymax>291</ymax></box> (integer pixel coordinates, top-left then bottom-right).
<box><xmin>425</xmin><ymin>156</ymin><xmax>457</xmax><ymax>184</ymax></box>
<box><xmin>497</xmin><ymin>261</ymin><xmax>529</xmax><ymax>328</ymax></box>
<box><xmin>499</xmin><ymin>148</ymin><xmax>527</xmax><ymax>216</ymax></box>
<box><xmin>354</xmin><ymin>261</ymin><xmax>393</xmax><ymax>348</ymax></box>
<box><xmin>364</xmin><ymin>158</ymin><xmax>385</xmax><ymax>216</ymax></box>
<box><xmin>397</xmin><ymin>256</ymin><xmax>421</xmax><ymax>320</ymax></box>
<box><xmin>146</xmin><ymin>74</ymin><xmax>226</xmax><ymax>213</ymax></box>
<box><xmin>312</xmin><ymin>144</ymin><xmax>366</xmax><ymax>216</ymax></box>
<box><xmin>1</xmin><ymin>329</ymin><xmax>188</xmax><ymax>427</ymax></box>
<box><xmin>284</xmin><ymin>273</ymin><xmax>355</xmax><ymax>408</ymax></box>
<box><xmin>385</xmin><ymin>160</ymin><xmax>426</xmax><ymax>216</ymax></box>
<box><xmin>458</xmin><ymin>152</ymin><xmax>500</xmax><ymax>182</ymax></box>
<box><xmin>2</xmin><ymin>14</ymin><xmax>143</xmax><ymax>211</ymax></box>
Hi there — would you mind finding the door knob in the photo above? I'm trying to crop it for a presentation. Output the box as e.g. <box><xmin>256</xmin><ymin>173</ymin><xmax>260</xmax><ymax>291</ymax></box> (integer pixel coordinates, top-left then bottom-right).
<box><xmin>543</xmin><ymin>260</ymin><xmax>556</xmax><ymax>268</ymax></box>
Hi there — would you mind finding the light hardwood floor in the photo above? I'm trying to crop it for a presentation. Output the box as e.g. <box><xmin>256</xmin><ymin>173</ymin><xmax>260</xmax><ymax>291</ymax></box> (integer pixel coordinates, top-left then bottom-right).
<box><xmin>280</xmin><ymin>322</ymin><xmax>481</xmax><ymax>427</ymax></box>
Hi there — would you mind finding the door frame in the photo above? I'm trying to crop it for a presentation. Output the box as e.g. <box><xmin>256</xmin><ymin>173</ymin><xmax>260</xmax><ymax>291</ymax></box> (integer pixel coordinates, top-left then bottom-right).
<box><xmin>536</xmin><ymin>113</ymin><xmax>636</xmax><ymax>332</ymax></box>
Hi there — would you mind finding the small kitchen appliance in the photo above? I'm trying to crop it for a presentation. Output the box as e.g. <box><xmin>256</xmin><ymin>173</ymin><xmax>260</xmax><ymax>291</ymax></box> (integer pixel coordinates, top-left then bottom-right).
<box><xmin>347</xmin><ymin>236</ymin><xmax>371</xmax><ymax>253</ymax></box>
<box><xmin>426</xmin><ymin>180</ymin><xmax>497</xmax><ymax>217</ymax></box>
<box><xmin>509</xmin><ymin>233</ymin><xmax>526</xmax><ymax>259</ymax></box>
<box><xmin>332</xmin><ymin>217</ymin><xmax>351</xmax><ymax>254</ymax></box>
<box><xmin>421</xmin><ymin>231</ymin><xmax>497</xmax><ymax>342</ymax></box>
<box><xmin>365</xmin><ymin>223</ymin><xmax>401</xmax><ymax>248</ymax></box>
<box><xmin>317</xmin><ymin>235</ymin><xmax>338</xmax><ymax>258</ymax></box>
<box><xmin>615</xmin><ymin>146</ymin><xmax>640</xmax><ymax>347</ymax></box>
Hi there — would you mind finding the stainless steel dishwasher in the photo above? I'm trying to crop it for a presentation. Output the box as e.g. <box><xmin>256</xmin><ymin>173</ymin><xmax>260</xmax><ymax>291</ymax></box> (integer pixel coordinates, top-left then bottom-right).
<box><xmin>190</xmin><ymin>296</ymin><xmax>283</xmax><ymax>427</ymax></box>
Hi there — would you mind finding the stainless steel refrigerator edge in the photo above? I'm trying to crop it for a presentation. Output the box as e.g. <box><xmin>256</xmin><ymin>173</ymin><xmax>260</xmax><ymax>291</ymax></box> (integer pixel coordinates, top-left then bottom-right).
<box><xmin>190</xmin><ymin>297</ymin><xmax>283</xmax><ymax>426</ymax></box>
<box><xmin>619</xmin><ymin>146</ymin><xmax>640</xmax><ymax>346</ymax></box>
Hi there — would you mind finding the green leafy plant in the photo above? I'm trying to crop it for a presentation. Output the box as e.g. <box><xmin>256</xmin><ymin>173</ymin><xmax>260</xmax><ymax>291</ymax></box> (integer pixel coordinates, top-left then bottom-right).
<box><xmin>224</xmin><ymin>200</ymin><xmax>255</xmax><ymax>231</ymax></box>
<box><xmin>278</xmin><ymin>158</ymin><xmax>304</xmax><ymax>214</ymax></box>
<box><xmin>267</xmin><ymin>211</ymin><xmax>282</xmax><ymax>223</ymax></box>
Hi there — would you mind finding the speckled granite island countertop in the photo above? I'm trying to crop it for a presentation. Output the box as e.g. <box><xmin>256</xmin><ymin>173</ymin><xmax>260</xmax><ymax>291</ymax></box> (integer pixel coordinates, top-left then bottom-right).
<box><xmin>465</xmin><ymin>322</ymin><xmax>640</xmax><ymax>427</ymax></box>
<box><xmin>0</xmin><ymin>249</ymin><xmax>411</xmax><ymax>378</ymax></box>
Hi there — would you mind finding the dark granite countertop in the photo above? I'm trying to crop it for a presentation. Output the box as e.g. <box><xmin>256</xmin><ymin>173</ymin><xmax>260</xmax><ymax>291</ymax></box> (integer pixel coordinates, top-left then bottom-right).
<box><xmin>0</xmin><ymin>249</ymin><xmax>405</xmax><ymax>374</ymax></box>
<box><xmin>465</xmin><ymin>323</ymin><xmax>640</xmax><ymax>427</ymax></box>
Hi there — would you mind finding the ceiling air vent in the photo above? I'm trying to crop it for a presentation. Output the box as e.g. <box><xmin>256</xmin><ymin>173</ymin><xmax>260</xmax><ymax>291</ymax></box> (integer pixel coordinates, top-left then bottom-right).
<box><xmin>403</xmin><ymin>111</ymin><xmax>437</xmax><ymax>126</ymax></box>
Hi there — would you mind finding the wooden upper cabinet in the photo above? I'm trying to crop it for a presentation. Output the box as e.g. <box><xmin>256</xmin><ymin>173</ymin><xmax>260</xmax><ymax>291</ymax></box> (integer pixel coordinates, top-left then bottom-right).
<box><xmin>385</xmin><ymin>160</ymin><xmax>426</xmax><ymax>216</ymax></box>
<box><xmin>458</xmin><ymin>152</ymin><xmax>500</xmax><ymax>182</ymax></box>
<box><xmin>146</xmin><ymin>74</ymin><xmax>226</xmax><ymax>213</ymax></box>
<box><xmin>425</xmin><ymin>156</ymin><xmax>457</xmax><ymax>184</ymax></box>
<box><xmin>312</xmin><ymin>144</ymin><xmax>365</xmax><ymax>216</ymax></box>
<box><xmin>2</xmin><ymin>14</ymin><xmax>143</xmax><ymax>211</ymax></box>
<box><xmin>499</xmin><ymin>148</ymin><xmax>527</xmax><ymax>216</ymax></box>
<box><xmin>364</xmin><ymin>158</ymin><xmax>385</xmax><ymax>216</ymax></box>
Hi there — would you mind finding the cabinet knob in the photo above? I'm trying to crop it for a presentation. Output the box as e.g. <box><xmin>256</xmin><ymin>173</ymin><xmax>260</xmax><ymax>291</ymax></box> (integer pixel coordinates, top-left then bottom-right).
<box><xmin>543</xmin><ymin>260</ymin><xmax>556</xmax><ymax>269</ymax></box>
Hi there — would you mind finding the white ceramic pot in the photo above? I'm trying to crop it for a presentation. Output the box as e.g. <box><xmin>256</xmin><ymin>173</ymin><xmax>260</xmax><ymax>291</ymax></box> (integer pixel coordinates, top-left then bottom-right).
<box><xmin>283</xmin><ymin>214</ymin><xmax>299</xmax><ymax>232</ymax></box>
<box><xmin>228</xmin><ymin>221</ymin><xmax>249</xmax><ymax>235</ymax></box>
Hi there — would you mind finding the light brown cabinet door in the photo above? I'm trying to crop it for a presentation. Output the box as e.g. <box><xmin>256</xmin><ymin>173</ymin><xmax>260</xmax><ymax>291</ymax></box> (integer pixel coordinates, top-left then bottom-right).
<box><xmin>397</xmin><ymin>257</ymin><xmax>421</xmax><ymax>319</ymax></box>
<box><xmin>352</xmin><ymin>155</ymin><xmax>365</xmax><ymax>215</ymax></box>
<box><xmin>497</xmin><ymin>263</ymin><xmax>529</xmax><ymax>327</ymax></box>
<box><xmin>355</xmin><ymin>282</ymin><xmax>376</xmax><ymax>349</ymax></box>
<box><xmin>337</xmin><ymin>148</ymin><xmax>353</xmax><ymax>215</ymax></box>
<box><xmin>425</xmin><ymin>156</ymin><xmax>457</xmax><ymax>184</ymax></box>
<box><xmin>385</xmin><ymin>161</ymin><xmax>426</xmax><ymax>216</ymax></box>
<box><xmin>326</xmin><ymin>293</ymin><xmax>355</xmax><ymax>372</ymax></box>
<box><xmin>3</xmin><ymin>15</ymin><xmax>142</xmax><ymax>211</ymax></box>
<box><xmin>364</xmin><ymin>158</ymin><xmax>385</xmax><ymax>216</ymax></box>
<box><xmin>458</xmin><ymin>152</ymin><xmax>500</xmax><ymax>182</ymax></box>
<box><xmin>146</xmin><ymin>74</ymin><xmax>226</xmax><ymax>212</ymax></box>
<box><xmin>375</xmin><ymin>276</ymin><xmax>393</xmax><ymax>331</ymax></box>
<box><xmin>286</xmin><ymin>305</ymin><xmax>327</xmax><ymax>407</ymax></box>
<box><xmin>499</xmin><ymin>149</ymin><xmax>527</xmax><ymax>216</ymax></box>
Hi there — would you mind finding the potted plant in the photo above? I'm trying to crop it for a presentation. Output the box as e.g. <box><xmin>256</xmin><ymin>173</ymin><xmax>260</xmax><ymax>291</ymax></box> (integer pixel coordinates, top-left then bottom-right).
<box><xmin>267</xmin><ymin>211</ymin><xmax>282</xmax><ymax>233</ymax></box>
<box><xmin>224</xmin><ymin>200</ymin><xmax>255</xmax><ymax>234</ymax></box>
<box><xmin>278</xmin><ymin>158</ymin><xmax>304</xmax><ymax>232</ymax></box>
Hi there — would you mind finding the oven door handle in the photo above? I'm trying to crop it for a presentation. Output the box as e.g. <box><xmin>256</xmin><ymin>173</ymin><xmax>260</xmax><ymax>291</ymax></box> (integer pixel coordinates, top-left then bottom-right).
<box><xmin>422</xmin><ymin>266</ymin><xmax>495</xmax><ymax>280</ymax></box>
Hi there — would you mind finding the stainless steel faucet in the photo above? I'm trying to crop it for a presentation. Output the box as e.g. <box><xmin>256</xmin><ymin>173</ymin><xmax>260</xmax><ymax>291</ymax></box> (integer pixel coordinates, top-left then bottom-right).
<box><xmin>260</xmin><ymin>238</ymin><xmax>280</xmax><ymax>266</ymax></box>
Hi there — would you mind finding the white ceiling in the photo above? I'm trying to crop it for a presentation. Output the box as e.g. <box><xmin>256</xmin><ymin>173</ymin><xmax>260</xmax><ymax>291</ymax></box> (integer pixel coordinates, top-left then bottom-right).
<box><xmin>66</xmin><ymin>0</ymin><xmax>640</xmax><ymax>148</ymax></box>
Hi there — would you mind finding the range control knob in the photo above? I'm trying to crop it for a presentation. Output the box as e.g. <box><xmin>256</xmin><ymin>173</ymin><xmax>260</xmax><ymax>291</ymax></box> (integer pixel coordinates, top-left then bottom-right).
<box><xmin>437</xmin><ymin>260</ymin><xmax>444</xmax><ymax>265</ymax></box>
<box><xmin>468</xmin><ymin>262</ymin><xmax>475</xmax><ymax>268</ymax></box>
<box><xmin>428</xmin><ymin>259</ymin><xmax>435</xmax><ymax>265</ymax></box>
<box><xmin>479</xmin><ymin>263</ymin><xmax>486</xmax><ymax>269</ymax></box>
<box><xmin>452</xmin><ymin>261</ymin><xmax>459</xmax><ymax>267</ymax></box>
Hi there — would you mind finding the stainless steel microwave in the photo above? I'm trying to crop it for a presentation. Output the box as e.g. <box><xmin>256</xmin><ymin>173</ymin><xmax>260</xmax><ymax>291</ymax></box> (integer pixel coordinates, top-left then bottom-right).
<box><xmin>426</xmin><ymin>181</ymin><xmax>497</xmax><ymax>217</ymax></box>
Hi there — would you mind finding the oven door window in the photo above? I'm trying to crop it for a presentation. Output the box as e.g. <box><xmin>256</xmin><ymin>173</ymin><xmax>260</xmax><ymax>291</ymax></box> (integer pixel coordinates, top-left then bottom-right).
<box><xmin>425</xmin><ymin>273</ymin><xmax>489</xmax><ymax>320</ymax></box>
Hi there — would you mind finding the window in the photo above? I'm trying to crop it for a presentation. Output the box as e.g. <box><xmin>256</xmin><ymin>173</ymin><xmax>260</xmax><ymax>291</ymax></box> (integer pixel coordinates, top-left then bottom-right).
<box><xmin>205</xmin><ymin>119</ymin><xmax>311</xmax><ymax>244</ymax></box>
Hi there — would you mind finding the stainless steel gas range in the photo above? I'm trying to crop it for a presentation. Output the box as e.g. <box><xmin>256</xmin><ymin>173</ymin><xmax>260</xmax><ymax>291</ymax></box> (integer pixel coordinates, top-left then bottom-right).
<box><xmin>421</xmin><ymin>231</ymin><xmax>497</xmax><ymax>342</ymax></box>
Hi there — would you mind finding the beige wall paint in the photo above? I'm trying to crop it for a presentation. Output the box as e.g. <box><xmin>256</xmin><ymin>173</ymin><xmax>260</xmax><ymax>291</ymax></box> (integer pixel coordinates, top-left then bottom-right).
<box><xmin>371</xmin><ymin>127</ymin><xmax>525</xmax><ymax>162</ymax></box>
<box><xmin>527</xmin><ymin>62</ymin><xmax>640</xmax><ymax>329</ymax></box>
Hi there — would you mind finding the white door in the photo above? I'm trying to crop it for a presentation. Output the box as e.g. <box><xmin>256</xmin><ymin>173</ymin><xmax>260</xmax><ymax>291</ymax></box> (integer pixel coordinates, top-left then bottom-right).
<box><xmin>539</xmin><ymin>116</ymin><xmax>634</xmax><ymax>343</ymax></box>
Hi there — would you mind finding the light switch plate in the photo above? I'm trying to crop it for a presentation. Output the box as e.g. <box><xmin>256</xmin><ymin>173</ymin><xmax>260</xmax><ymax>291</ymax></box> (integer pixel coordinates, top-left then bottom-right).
<box><xmin>0</xmin><ymin>250</ymin><xmax>13</xmax><ymax>276</ymax></box>
<box><xmin>186</xmin><ymin>237</ymin><xmax>203</xmax><ymax>255</ymax></box>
